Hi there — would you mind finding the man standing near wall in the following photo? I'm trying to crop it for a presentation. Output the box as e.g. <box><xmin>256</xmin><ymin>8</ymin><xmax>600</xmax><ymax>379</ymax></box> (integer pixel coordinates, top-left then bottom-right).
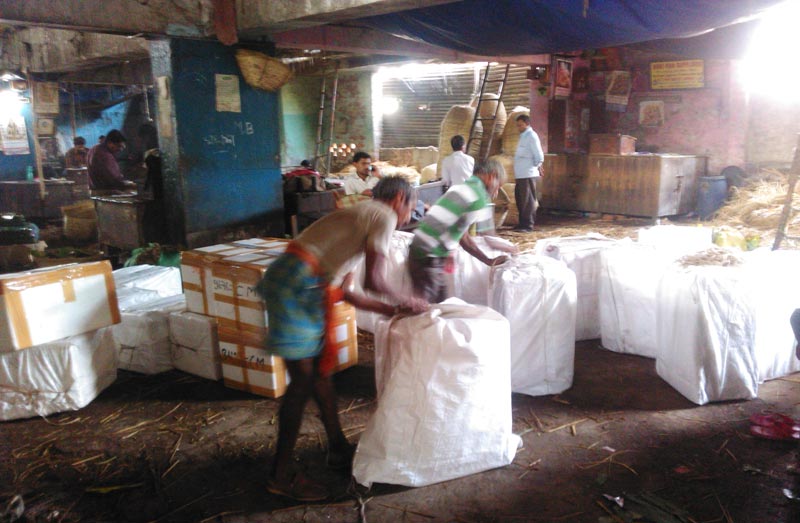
<box><xmin>440</xmin><ymin>134</ymin><xmax>474</xmax><ymax>188</ymax></box>
<box><xmin>512</xmin><ymin>114</ymin><xmax>544</xmax><ymax>232</ymax></box>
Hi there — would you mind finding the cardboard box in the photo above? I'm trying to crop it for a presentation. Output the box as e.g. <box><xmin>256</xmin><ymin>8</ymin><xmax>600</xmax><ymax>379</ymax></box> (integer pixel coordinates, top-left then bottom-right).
<box><xmin>169</xmin><ymin>311</ymin><xmax>221</xmax><ymax>381</ymax></box>
<box><xmin>180</xmin><ymin>238</ymin><xmax>288</xmax><ymax>316</ymax></box>
<box><xmin>217</xmin><ymin>301</ymin><xmax>358</xmax><ymax>398</ymax></box>
<box><xmin>589</xmin><ymin>134</ymin><xmax>636</xmax><ymax>155</ymax></box>
<box><xmin>0</xmin><ymin>261</ymin><xmax>121</xmax><ymax>351</ymax></box>
<box><xmin>211</xmin><ymin>251</ymin><xmax>281</xmax><ymax>334</ymax></box>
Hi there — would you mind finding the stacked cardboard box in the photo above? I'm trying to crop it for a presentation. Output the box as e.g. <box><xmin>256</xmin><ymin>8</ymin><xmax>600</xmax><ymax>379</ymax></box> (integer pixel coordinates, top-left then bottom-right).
<box><xmin>0</xmin><ymin>261</ymin><xmax>121</xmax><ymax>420</ymax></box>
<box><xmin>179</xmin><ymin>238</ymin><xmax>358</xmax><ymax>398</ymax></box>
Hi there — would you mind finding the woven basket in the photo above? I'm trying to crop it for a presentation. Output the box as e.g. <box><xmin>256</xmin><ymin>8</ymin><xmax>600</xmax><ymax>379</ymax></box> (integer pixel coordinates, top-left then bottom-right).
<box><xmin>501</xmin><ymin>106</ymin><xmax>530</xmax><ymax>155</ymax></box>
<box><xmin>438</xmin><ymin>105</ymin><xmax>481</xmax><ymax>176</ymax></box>
<box><xmin>500</xmin><ymin>183</ymin><xmax>518</xmax><ymax>226</ymax></box>
<box><xmin>420</xmin><ymin>163</ymin><xmax>438</xmax><ymax>183</ymax></box>
<box><xmin>62</xmin><ymin>200</ymin><xmax>97</xmax><ymax>243</ymax></box>
<box><xmin>470</xmin><ymin>95</ymin><xmax>507</xmax><ymax>158</ymax></box>
<box><xmin>235</xmin><ymin>49</ymin><xmax>293</xmax><ymax>92</ymax></box>
<box><xmin>489</xmin><ymin>153</ymin><xmax>516</xmax><ymax>183</ymax></box>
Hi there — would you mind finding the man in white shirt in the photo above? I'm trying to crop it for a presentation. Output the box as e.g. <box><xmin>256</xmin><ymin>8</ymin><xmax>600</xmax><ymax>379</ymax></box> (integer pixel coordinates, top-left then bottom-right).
<box><xmin>512</xmin><ymin>114</ymin><xmax>544</xmax><ymax>232</ymax></box>
<box><xmin>440</xmin><ymin>134</ymin><xmax>474</xmax><ymax>187</ymax></box>
<box><xmin>342</xmin><ymin>151</ymin><xmax>382</xmax><ymax>196</ymax></box>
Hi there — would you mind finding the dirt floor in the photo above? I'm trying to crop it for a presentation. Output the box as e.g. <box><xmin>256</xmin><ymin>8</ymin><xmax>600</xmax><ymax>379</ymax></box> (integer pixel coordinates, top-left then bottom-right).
<box><xmin>1</xmin><ymin>213</ymin><xmax>799</xmax><ymax>522</ymax></box>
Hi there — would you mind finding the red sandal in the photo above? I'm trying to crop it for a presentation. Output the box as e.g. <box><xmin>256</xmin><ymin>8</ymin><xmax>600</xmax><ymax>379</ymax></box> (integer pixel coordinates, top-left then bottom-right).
<box><xmin>749</xmin><ymin>412</ymin><xmax>800</xmax><ymax>441</ymax></box>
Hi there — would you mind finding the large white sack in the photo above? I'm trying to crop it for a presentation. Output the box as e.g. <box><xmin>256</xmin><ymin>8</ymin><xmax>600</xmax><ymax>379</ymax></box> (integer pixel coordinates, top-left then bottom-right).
<box><xmin>114</xmin><ymin>265</ymin><xmax>183</xmax><ymax>312</ymax></box>
<box><xmin>169</xmin><ymin>311</ymin><xmax>221</xmax><ymax>381</ymax></box>
<box><xmin>655</xmin><ymin>264</ymin><xmax>759</xmax><ymax>405</ymax></box>
<box><xmin>637</xmin><ymin>225</ymin><xmax>713</xmax><ymax>255</ymax></box>
<box><xmin>489</xmin><ymin>254</ymin><xmax>577</xmax><ymax>396</ymax></box>
<box><xmin>354</xmin><ymin>299</ymin><xmax>520</xmax><ymax>488</ymax></box>
<box><xmin>534</xmin><ymin>234</ymin><xmax>618</xmax><ymax>341</ymax></box>
<box><xmin>114</xmin><ymin>295</ymin><xmax>186</xmax><ymax>374</ymax></box>
<box><xmin>742</xmin><ymin>249</ymin><xmax>800</xmax><ymax>381</ymax></box>
<box><xmin>0</xmin><ymin>328</ymin><xmax>117</xmax><ymax>421</ymax></box>
<box><xmin>599</xmin><ymin>241</ymin><xmax>683</xmax><ymax>358</ymax></box>
<box><xmin>351</xmin><ymin>231</ymin><xmax>416</xmax><ymax>333</ymax></box>
<box><xmin>453</xmin><ymin>236</ymin><xmax>516</xmax><ymax>306</ymax></box>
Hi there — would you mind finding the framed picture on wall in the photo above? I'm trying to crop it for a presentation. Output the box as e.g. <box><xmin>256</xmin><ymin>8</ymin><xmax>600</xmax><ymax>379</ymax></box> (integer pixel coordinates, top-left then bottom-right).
<box><xmin>36</xmin><ymin>118</ymin><xmax>55</xmax><ymax>136</ymax></box>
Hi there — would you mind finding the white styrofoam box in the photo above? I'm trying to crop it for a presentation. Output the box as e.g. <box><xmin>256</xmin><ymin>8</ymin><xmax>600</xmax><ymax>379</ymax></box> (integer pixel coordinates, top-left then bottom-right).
<box><xmin>168</xmin><ymin>311</ymin><xmax>221</xmax><ymax>381</ymax></box>
<box><xmin>218</xmin><ymin>329</ymin><xmax>290</xmax><ymax>398</ymax></box>
<box><xmin>598</xmin><ymin>240</ymin><xmax>682</xmax><ymax>358</ymax></box>
<box><xmin>351</xmin><ymin>231</ymin><xmax>415</xmax><ymax>333</ymax></box>
<box><xmin>534</xmin><ymin>233</ymin><xmax>618</xmax><ymax>341</ymax></box>
<box><xmin>0</xmin><ymin>328</ymin><xmax>117</xmax><ymax>421</ymax></box>
<box><xmin>181</xmin><ymin>239</ymin><xmax>289</xmax><ymax>316</ymax></box>
<box><xmin>355</xmin><ymin>299</ymin><xmax>519</xmax><ymax>487</ymax></box>
<box><xmin>114</xmin><ymin>265</ymin><xmax>182</xmax><ymax>312</ymax></box>
<box><xmin>113</xmin><ymin>265</ymin><xmax>182</xmax><ymax>299</ymax></box>
<box><xmin>742</xmin><ymin>249</ymin><xmax>800</xmax><ymax>382</ymax></box>
<box><xmin>0</xmin><ymin>261</ymin><xmax>120</xmax><ymax>352</ymax></box>
<box><xmin>113</xmin><ymin>295</ymin><xmax>186</xmax><ymax>374</ymax></box>
<box><xmin>211</xmin><ymin>252</ymin><xmax>278</xmax><ymax>331</ymax></box>
<box><xmin>637</xmin><ymin>225</ymin><xmax>713</xmax><ymax>254</ymax></box>
<box><xmin>655</xmin><ymin>264</ymin><xmax>759</xmax><ymax>405</ymax></box>
<box><xmin>489</xmin><ymin>254</ymin><xmax>577</xmax><ymax>396</ymax></box>
<box><xmin>453</xmin><ymin>236</ymin><xmax>516</xmax><ymax>306</ymax></box>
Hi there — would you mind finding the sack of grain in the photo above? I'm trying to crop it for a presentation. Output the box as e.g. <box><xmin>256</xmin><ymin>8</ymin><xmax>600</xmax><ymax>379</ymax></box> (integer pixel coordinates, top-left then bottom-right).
<box><xmin>501</xmin><ymin>106</ymin><xmax>530</xmax><ymax>155</ymax></box>
<box><xmin>438</xmin><ymin>105</ymin><xmax>481</xmax><ymax>176</ymax></box>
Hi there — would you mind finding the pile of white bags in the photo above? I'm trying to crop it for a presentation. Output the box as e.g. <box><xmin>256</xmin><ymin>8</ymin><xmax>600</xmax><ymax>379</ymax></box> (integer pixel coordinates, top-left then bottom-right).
<box><xmin>114</xmin><ymin>265</ymin><xmax>183</xmax><ymax>311</ymax></box>
<box><xmin>488</xmin><ymin>254</ymin><xmax>577</xmax><ymax>396</ymax></box>
<box><xmin>534</xmin><ymin>234</ymin><xmax>618</xmax><ymax>340</ymax></box>
<box><xmin>453</xmin><ymin>236</ymin><xmax>516</xmax><ymax>306</ymax></box>
<box><xmin>598</xmin><ymin>240</ymin><xmax>681</xmax><ymax>358</ymax></box>
<box><xmin>353</xmin><ymin>300</ymin><xmax>520</xmax><ymax>487</ymax></box>
<box><xmin>0</xmin><ymin>328</ymin><xmax>117</xmax><ymax>421</ymax></box>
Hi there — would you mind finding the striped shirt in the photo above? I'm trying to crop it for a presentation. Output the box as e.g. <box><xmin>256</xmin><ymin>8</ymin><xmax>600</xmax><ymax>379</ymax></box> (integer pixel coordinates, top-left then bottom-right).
<box><xmin>411</xmin><ymin>176</ymin><xmax>493</xmax><ymax>258</ymax></box>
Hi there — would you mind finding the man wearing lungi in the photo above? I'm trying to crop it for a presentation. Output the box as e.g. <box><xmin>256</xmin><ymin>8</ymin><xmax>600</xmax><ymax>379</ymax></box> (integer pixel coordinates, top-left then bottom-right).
<box><xmin>258</xmin><ymin>176</ymin><xmax>428</xmax><ymax>501</ymax></box>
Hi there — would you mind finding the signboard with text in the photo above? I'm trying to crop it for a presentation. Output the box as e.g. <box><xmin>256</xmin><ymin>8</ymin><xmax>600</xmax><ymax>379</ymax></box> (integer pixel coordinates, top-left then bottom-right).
<box><xmin>650</xmin><ymin>60</ymin><xmax>704</xmax><ymax>90</ymax></box>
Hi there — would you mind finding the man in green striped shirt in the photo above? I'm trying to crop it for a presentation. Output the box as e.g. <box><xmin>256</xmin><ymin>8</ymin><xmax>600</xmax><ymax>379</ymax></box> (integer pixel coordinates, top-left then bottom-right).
<box><xmin>410</xmin><ymin>159</ymin><xmax>516</xmax><ymax>302</ymax></box>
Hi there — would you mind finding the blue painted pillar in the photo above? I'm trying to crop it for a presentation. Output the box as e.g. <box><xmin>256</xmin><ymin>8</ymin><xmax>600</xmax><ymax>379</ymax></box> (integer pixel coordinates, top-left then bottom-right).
<box><xmin>150</xmin><ymin>39</ymin><xmax>283</xmax><ymax>247</ymax></box>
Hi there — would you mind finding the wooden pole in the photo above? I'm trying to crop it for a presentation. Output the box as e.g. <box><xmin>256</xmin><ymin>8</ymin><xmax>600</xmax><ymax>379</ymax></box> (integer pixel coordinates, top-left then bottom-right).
<box><xmin>772</xmin><ymin>133</ymin><xmax>800</xmax><ymax>250</ymax></box>
<box><xmin>27</xmin><ymin>77</ymin><xmax>47</xmax><ymax>201</ymax></box>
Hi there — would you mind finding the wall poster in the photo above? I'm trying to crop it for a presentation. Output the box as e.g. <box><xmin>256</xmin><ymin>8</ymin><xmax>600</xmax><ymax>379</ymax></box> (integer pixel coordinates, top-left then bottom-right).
<box><xmin>33</xmin><ymin>82</ymin><xmax>60</xmax><ymax>114</ymax></box>
<box><xmin>554</xmin><ymin>58</ymin><xmax>572</xmax><ymax>98</ymax></box>
<box><xmin>0</xmin><ymin>115</ymin><xmax>30</xmax><ymax>155</ymax></box>
<box><xmin>650</xmin><ymin>60</ymin><xmax>704</xmax><ymax>90</ymax></box>
<box><xmin>639</xmin><ymin>100</ymin><xmax>665</xmax><ymax>127</ymax></box>
<box><xmin>605</xmin><ymin>70</ymin><xmax>632</xmax><ymax>106</ymax></box>
<box><xmin>215</xmin><ymin>74</ymin><xmax>242</xmax><ymax>113</ymax></box>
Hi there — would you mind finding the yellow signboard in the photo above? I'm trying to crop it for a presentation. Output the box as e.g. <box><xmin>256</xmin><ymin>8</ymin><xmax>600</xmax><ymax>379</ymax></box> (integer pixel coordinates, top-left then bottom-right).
<box><xmin>650</xmin><ymin>60</ymin><xmax>704</xmax><ymax>90</ymax></box>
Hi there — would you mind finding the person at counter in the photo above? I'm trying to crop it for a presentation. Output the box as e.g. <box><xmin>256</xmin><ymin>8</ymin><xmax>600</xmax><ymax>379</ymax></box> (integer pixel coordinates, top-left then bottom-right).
<box><xmin>440</xmin><ymin>134</ymin><xmax>474</xmax><ymax>188</ymax></box>
<box><xmin>65</xmin><ymin>136</ymin><xmax>88</xmax><ymax>168</ymax></box>
<box><xmin>342</xmin><ymin>152</ymin><xmax>382</xmax><ymax>196</ymax></box>
<box><xmin>87</xmin><ymin>130</ymin><xmax>136</xmax><ymax>191</ymax></box>
<box><xmin>513</xmin><ymin>114</ymin><xmax>544</xmax><ymax>232</ymax></box>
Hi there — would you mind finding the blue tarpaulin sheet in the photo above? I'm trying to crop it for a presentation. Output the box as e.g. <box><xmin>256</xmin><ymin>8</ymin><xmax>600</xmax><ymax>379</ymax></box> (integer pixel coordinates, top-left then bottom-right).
<box><xmin>359</xmin><ymin>0</ymin><xmax>784</xmax><ymax>55</ymax></box>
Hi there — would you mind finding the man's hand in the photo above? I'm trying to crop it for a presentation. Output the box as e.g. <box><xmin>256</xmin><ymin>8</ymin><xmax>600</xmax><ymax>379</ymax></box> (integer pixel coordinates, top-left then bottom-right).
<box><xmin>399</xmin><ymin>297</ymin><xmax>430</xmax><ymax>314</ymax></box>
<box><xmin>489</xmin><ymin>255</ymin><xmax>509</xmax><ymax>267</ymax></box>
<box><xmin>361</xmin><ymin>189</ymin><xmax>373</xmax><ymax>197</ymax></box>
<box><xmin>502</xmin><ymin>244</ymin><xmax>520</xmax><ymax>255</ymax></box>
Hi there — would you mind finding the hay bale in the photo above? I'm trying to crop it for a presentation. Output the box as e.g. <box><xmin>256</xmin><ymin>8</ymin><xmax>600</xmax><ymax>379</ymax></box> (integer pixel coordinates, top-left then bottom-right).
<box><xmin>713</xmin><ymin>178</ymin><xmax>800</xmax><ymax>233</ymax></box>
<box><xmin>438</xmin><ymin>105</ymin><xmax>481</xmax><ymax>176</ymax></box>
<box><xmin>489</xmin><ymin>153</ymin><xmax>516</xmax><ymax>182</ymax></box>
<box><xmin>501</xmin><ymin>106</ymin><xmax>530</xmax><ymax>155</ymax></box>
<box><xmin>420</xmin><ymin>163</ymin><xmax>438</xmax><ymax>183</ymax></box>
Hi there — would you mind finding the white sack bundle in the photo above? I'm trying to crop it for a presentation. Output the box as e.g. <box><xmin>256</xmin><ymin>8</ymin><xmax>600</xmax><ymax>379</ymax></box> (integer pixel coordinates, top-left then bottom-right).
<box><xmin>489</xmin><ymin>254</ymin><xmax>577</xmax><ymax>396</ymax></box>
<box><xmin>453</xmin><ymin>236</ymin><xmax>516</xmax><ymax>306</ymax></box>
<box><xmin>114</xmin><ymin>294</ymin><xmax>186</xmax><ymax>375</ymax></box>
<box><xmin>353</xmin><ymin>299</ymin><xmax>520</xmax><ymax>487</ymax></box>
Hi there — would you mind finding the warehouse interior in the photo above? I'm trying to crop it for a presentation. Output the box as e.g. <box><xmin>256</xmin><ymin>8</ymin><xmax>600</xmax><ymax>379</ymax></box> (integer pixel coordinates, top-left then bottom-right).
<box><xmin>0</xmin><ymin>1</ymin><xmax>799</xmax><ymax>522</ymax></box>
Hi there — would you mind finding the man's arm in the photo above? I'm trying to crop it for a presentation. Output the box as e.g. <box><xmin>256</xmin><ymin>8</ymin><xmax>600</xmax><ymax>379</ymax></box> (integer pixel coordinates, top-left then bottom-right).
<box><xmin>531</xmin><ymin>131</ymin><xmax>545</xmax><ymax>168</ymax></box>
<box><xmin>365</xmin><ymin>248</ymin><xmax>428</xmax><ymax>312</ymax></box>
<box><xmin>459</xmin><ymin>234</ymin><xmax>508</xmax><ymax>267</ymax></box>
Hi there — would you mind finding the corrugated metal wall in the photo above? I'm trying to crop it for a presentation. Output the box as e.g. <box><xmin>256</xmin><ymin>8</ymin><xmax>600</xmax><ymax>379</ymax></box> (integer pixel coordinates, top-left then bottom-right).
<box><xmin>380</xmin><ymin>64</ymin><xmax>532</xmax><ymax>148</ymax></box>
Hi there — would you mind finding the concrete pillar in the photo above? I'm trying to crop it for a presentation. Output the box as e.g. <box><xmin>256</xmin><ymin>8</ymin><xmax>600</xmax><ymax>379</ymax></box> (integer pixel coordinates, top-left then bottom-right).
<box><xmin>149</xmin><ymin>39</ymin><xmax>284</xmax><ymax>247</ymax></box>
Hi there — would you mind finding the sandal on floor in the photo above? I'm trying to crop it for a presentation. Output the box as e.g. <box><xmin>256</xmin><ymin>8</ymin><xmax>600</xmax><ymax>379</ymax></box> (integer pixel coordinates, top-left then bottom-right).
<box><xmin>750</xmin><ymin>412</ymin><xmax>799</xmax><ymax>430</ymax></box>
<box><xmin>750</xmin><ymin>423</ymin><xmax>800</xmax><ymax>441</ymax></box>
<box><xmin>326</xmin><ymin>443</ymin><xmax>356</xmax><ymax>469</ymax></box>
<box><xmin>266</xmin><ymin>473</ymin><xmax>329</xmax><ymax>502</ymax></box>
